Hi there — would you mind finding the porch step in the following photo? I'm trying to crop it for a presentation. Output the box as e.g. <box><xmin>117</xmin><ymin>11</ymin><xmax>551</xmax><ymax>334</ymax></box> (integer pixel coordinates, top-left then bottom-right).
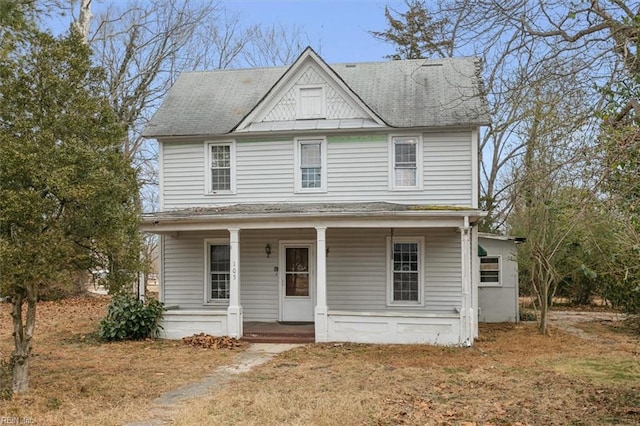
<box><xmin>242</xmin><ymin>321</ymin><xmax>315</xmax><ymax>343</ymax></box>
<box><xmin>242</xmin><ymin>333</ymin><xmax>315</xmax><ymax>344</ymax></box>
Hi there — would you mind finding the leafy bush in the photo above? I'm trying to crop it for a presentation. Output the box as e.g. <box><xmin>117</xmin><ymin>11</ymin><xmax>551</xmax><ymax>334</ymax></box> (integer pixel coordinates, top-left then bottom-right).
<box><xmin>519</xmin><ymin>310</ymin><xmax>537</xmax><ymax>322</ymax></box>
<box><xmin>99</xmin><ymin>294</ymin><xmax>164</xmax><ymax>341</ymax></box>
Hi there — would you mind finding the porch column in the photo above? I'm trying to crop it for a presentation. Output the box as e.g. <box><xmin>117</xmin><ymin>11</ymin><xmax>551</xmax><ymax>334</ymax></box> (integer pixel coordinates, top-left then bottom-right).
<box><xmin>471</xmin><ymin>225</ymin><xmax>479</xmax><ymax>339</ymax></box>
<box><xmin>227</xmin><ymin>228</ymin><xmax>243</xmax><ymax>338</ymax></box>
<box><xmin>315</xmin><ymin>226</ymin><xmax>328</xmax><ymax>342</ymax></box>
<box><xmin>460</xmin><ymin>217</ymin><xmax>472</xmax><ymax>346</ymax></box>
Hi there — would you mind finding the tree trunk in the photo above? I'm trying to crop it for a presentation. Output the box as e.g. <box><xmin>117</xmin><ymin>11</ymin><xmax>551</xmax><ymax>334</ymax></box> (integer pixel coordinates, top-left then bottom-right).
<box><xmin>11</xmin><ymin>285</ymin><xmax>37</xmax><ymax>393</ymax></box>
<box><xmin>73</xmin><ymin>0</ymin><xmax>93</xmax><ymax>42</ymax></box>
<box><xmin>539</xmin><ymin>276</ymin><xmax>549</xmax><ymax>335</ymax></box>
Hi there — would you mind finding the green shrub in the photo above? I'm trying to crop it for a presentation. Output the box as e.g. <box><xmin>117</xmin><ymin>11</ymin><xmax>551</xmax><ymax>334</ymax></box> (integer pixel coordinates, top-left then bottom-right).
<box><xmin>99</xmin><ymin>294</ymin><xmax>164</xmax><ymax>341</ymax></box>
<box><xmin>519</xmin><ymin>309</ymin><xmax>537</xmax><ymax>322</ymax></box>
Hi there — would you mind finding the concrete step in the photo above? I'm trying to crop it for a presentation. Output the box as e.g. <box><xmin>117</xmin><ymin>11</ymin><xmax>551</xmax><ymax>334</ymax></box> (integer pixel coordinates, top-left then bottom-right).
<box><xmin>242</xmin><ymin>334</ymin><xmax>315</xmax><ymax>344</ymax></box>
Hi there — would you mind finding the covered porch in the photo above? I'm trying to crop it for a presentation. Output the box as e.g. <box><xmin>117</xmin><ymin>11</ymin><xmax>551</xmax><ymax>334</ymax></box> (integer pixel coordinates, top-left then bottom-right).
<box><xmin>142</xmin><ymin>202</ymin><xmax>485</xmax><ymax>345</ymax></box>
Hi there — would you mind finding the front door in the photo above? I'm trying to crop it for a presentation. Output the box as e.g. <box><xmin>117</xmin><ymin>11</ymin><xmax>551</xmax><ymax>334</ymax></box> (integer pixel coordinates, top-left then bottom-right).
<box><xmin>280</xmin><ymin>243</ymin><xmax>315</xmax><ymax>322</ymax></box>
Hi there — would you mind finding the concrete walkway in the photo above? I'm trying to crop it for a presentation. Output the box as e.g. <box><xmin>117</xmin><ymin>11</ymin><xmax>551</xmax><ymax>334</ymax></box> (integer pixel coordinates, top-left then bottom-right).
<box><xmin>126</xmin><ymin>343</ymin><xmax>301</xmax><ymax>426</ymax></box>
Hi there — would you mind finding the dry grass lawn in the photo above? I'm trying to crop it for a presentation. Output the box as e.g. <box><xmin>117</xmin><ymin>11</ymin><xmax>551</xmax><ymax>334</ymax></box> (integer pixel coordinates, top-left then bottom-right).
<box><xmin>173</xmin><ymin>322</ymin><xmax>640</xmax><ymax>425</ymax></box>
<box><xmin>0</xmin><ymin>296</ymin><xmax>243</xmax><ymax>425</ymax></box>
<box><xmin>0</xmin><ymin>296</ymin><xmax>638</xmax><ymax>425</ymax></box>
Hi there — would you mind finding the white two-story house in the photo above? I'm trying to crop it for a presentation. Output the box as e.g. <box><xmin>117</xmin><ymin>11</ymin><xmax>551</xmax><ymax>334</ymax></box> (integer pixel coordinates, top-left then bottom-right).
<box><xmin>141</xmin><ymin>47</ymin><xmax>490</xmax><ymax>345</ymax></box>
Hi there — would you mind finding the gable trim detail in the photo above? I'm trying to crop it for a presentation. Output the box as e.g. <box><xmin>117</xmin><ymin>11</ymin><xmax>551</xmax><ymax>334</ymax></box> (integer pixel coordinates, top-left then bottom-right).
<box><xmin>233</xmin><ymin>47</ymin><xmax>387</xmax><ymax>133</ymax></box>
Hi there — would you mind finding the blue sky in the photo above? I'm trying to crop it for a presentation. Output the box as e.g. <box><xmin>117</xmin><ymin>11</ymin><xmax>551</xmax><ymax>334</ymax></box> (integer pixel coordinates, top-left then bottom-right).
<box><xmin>227</xmin><ymin>0</ymin><xmax>404</xmax><ymax>63</ymax></box>
<box><xmin>46</xmin><ymin>0</ymin><xmax>406</xmax><ymax>64</ymax></box>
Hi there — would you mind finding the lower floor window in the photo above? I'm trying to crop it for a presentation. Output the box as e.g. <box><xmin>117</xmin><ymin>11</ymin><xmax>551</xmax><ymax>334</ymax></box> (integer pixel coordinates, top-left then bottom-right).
<box><xmin>209</xmin><ymin>244</ymin><xmax>230</xmax><ymax>300</ymax></box>
<box><xmin>388</xmin><ymin>237</ymin><xmax>423</xmax><ymax>304</ymax></box>
<box><xmin>480</xmin><ymin>256</ymin><xmax>500</xmax><ymax>285</ymax></box>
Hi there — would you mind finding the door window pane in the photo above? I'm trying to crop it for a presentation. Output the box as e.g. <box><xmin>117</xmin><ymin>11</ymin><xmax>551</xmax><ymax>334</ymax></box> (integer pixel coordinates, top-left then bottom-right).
<box><xmin>285</xmin><ymin>247</ymin><xmax>309</xmax><ymax>297</ymax></box>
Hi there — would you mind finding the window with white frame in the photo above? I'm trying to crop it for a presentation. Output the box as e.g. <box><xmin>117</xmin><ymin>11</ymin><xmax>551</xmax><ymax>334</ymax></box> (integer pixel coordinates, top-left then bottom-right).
<box><xmin>298</xmin><ymin>86</ymin><xmax>325</xmax><ymax>118</ymax></box>
<box><xmin>207</xmin><ymin>142</ymin><xmax>235</xmax><ymax>194</ymax></box>
<box><xmin>207</xmin><ymin>242</ymin><xmax>230</xmax><ymax>302</ymax></box>
<box><xmin>388</xmin><ymin>237</ymin><xmax>424</xmax><ymax>305</ymax></box>
<box><xmin>480</xmin><ymin>256</ymin><xmax>501</xmax><ymax>286</ymax></box>
<box><xmin>391</xmin><ymin>136</ymin><xmax>421</xmax><ymax>189</ymax></box>
<box><xmin>295</xmin><ymin>138</ymin><xmax>326</xmax><ymax>191</ymax></box>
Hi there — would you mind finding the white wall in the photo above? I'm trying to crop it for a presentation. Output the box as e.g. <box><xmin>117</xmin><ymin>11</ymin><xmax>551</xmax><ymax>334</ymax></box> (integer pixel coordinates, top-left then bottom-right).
<box><xmin>477</xmin><ymin>237</ymin><xmax>519</xmax><ymax>322</ymax></box>
<box><xmin>160</xmin><ymin>131</ymin><xmax>473</xmax><ymax>209</ymax></box>
<box><xmin>161</xmin><ymin>228</ymin><xmax>463</xmax><ymax>319</ymax></box>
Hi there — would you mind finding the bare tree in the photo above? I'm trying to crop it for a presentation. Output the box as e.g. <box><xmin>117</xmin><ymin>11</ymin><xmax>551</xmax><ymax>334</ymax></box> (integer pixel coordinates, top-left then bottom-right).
<box><xmin>508</xmin><ymin>70</ymin><xmax>596</xmax><ymax>333</ymax></box>
<box><xmin>242</xmin><ymin>23</ymin><xmax>310</xmax><ymax>68</ymax></box>
<box><xmin>57</xmin><ymin>0</ymin><xmax>314</xmax><ymax>294</ymax></box>
<box><xmin>371</xmin><ymin>0</ymin><xmax>601</xmax><ymax>231</ymax></box>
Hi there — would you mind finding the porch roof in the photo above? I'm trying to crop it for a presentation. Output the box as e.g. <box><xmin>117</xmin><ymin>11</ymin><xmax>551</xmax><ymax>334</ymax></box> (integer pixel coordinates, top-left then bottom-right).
<box><xmin>141</xmin><ymin>202</ymin><xmax>486</xmax><ymax>233</ymax></box>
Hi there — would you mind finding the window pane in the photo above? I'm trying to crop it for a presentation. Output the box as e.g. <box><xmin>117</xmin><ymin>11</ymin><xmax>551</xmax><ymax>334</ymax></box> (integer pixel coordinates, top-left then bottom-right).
<box><xmin>480</xmin><ymin>271</ymin><xmax>500</xmax><ymax>282</ymax></box>
<box><xmin>301</xmin><ymin>143</ymin><xmax>321</xmax><ymax>166</ymax></box>
<box><xmin>393</xmin><ymin>242</ymin><xmax>419</xmax><ymax>301</ymax></box>
<box><xmin>394</xmin><ymin>166</ymin><xmax>416</xmax><ymax>187</ymax></box>
<box><xmin>480</xmin><ymin>257</ymin><xmax>500</xmax><ymax>283</ymax></box>
<box><xmin>395</xmin><ymin>141</ymin><xmax>416</xmax><ymax>163</ymax></box>
<box><xmin>393</xmin><ymin>271</ymin><xmax>418</xmax><ymax>301</ymax></box>
<box><xmin>211</xmin><ymin>145</ymin><xmax>230</xmax><ymax>167</ymax></box>
<box><xmin>286</xmin><ymin>248</ymin><xmax>308</xmax><ymax>272</ymax></box>
<box><xmin>301</xmin><ymin>167</ymin><xmax>321</xmax><ymax>188</ymax></box>
<box><xmin>210</xmin><ymin>244</ymin><xmax>230</xmax><ymax>300</ymax></box>
<box><xmin>286</xmin><ymin>273</ymin><xmax>309</xmax><ymax>296</ymax></box>
<box><xmin>211</xmin><ymin>273</ymin><xmax>230</xmax><ymax>299</ymax></box>
<box><xmin>394</xmin><ymin>139</ymin><xmax>417</xmax><ymax>187</ymax></box>
<box><xmin>299</xmin><ymin>141</ymin><xmax>323</xmax><ymax>189</ymax></box>
<box><xmin>212</xmin><ymin>169</ymin><xmax>231</xmax><ymax>191</ymax></box>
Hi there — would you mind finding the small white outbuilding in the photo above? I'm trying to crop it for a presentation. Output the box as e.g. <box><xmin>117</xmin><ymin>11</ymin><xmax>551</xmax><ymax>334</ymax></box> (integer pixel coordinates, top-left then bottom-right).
<box><xmin>477</xmin><ymin>233</ymin><xmax>524</xmax><ymax>323</ymax></box>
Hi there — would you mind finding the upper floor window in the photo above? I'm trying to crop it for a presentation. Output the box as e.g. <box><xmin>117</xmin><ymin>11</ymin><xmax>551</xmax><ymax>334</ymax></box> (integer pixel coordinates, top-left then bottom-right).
<box><xmin>298</xmin><ymin>86</ymin><xmax>325</xmax><ymax>119</ymax></box>
<box><xmin>295</xmin><ymin>138</ymin><xmax>327</xmax><ymax>192</ymax></box>
<box><xmin>206</xmin><ymin>141</ymin><xmax>235</xmax><ymax>194</ymax></box>
<box><xmin>390</xmin><ymin>136</ymin><xmax>422</xmax><ymax>190</ymax></box>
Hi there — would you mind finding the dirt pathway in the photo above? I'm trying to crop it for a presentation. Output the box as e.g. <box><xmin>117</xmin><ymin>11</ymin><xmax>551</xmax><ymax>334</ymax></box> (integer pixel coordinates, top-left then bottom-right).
<box><xmin>549</xmin><ymin>310</ymin><xmax>627</xmax><ymax>343</ymax></box>
<box><xmin>125</xmin><ymin>343</ymin><xmax>301</xmax><ymax>426</ymax></box>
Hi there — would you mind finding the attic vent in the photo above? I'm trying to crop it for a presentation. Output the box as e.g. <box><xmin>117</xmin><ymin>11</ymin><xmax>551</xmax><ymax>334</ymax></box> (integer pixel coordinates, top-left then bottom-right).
<box><xmin>345</xmin><ymin>64</ymin><xmax>356</xmax><ymax>68</ymax></box>
<box><xmin>421</xmin><ymin>63</ymin><xmax>444</xmax><ymax>67</ymax></box>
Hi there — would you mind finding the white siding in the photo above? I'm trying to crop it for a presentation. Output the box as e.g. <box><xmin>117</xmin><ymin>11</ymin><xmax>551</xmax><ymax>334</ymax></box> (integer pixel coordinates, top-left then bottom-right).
<box><xmin>239</xmin><ymin>229</ymin><xmax>315</xmax><ymax>321</ymax></box>
<box><xmin>161</xmin><ymin>131</ymin><xmax>473</xmax><ymax>209</ymax></box>
<box><xmin>478</xmin><ymin>237</ymin><xmax>519</xmax><ymax>322</ymax></box>
<box><xmin>423</xmin><ymin>132</ymin><xmax>472</xmax><ymax>205</ymax></box>
<box><xmin>162</xmin><ymin>141</ymin><xmax>205</xmax><ymax>207</ymax></box>
<box><xmin>163</xmin><ymin>228</ymin><xmax>462</xmax><ymax>317</ymax></box>
<box><xmin>326</xmin><ymin>229</ymin><xmax>387</xmax><ymax>310</ymax></box>
<box><xmin>163</xmin><ymin>229</ymin><xmax>315</xmax><ymax>319</ymax></box>
<box><xmin>163</xmin><ymin>231</ymin><xmax>226</xmax><ymax>309</ymax></box>
<box><xmin>425</xmin><ymin>229</ymin><xmax>463</xmax><ymax>312</ymax></box>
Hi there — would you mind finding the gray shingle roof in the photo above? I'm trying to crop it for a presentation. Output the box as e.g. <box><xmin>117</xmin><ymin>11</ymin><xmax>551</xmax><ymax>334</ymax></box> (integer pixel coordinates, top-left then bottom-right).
<box><xmin>143</xmin><ymin>54</ymin><xmax>490</xmax><ymax>138</ymax></box>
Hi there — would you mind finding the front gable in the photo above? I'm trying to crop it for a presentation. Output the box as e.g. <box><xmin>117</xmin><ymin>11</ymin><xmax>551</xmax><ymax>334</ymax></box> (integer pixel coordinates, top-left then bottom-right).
<box><xmin>234</xmin><ymin>47</ymin><xmax>386</xmax><ymax>133</ymax></box>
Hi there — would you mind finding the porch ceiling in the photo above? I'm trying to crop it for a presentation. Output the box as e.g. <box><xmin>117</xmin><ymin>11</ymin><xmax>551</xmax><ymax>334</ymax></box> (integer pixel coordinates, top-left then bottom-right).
<box><xmin>141</xmin><ymin>202</ymin><xmax>486</xmax><ymax>234</ymax></box>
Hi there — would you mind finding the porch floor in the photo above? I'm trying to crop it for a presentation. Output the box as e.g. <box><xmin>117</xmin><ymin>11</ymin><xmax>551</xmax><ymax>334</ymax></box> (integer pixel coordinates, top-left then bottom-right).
<box><xmin>242</xmin><ymin>321</ymin><xmax>315</xmax><ymax>344</ymax></box>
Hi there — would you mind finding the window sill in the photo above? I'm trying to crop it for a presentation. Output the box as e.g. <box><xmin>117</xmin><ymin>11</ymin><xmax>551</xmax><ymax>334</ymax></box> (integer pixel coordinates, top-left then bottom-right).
<box><xmin>386</xmin><ymin>301</ymin><xmax>424</xmax><ymax>308</ymax></box>
<box><xmin>294</xmin><ymin>189</ymin><xmax>327</xmax><ymax>194</ymax></box>
<box><xmin>204</xmin><ymin>300</ymin><xmax>230</xmax><ymax>307</ymax></box>
<box><xmin>205</xmin><ymin>191</ymin><xmax>236</xmax><ymax>196</ymax></box>
<box><xmin>389</xmin><ymin>187</ymin><xmax>423</xmax><ymax>192</ymax></box>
